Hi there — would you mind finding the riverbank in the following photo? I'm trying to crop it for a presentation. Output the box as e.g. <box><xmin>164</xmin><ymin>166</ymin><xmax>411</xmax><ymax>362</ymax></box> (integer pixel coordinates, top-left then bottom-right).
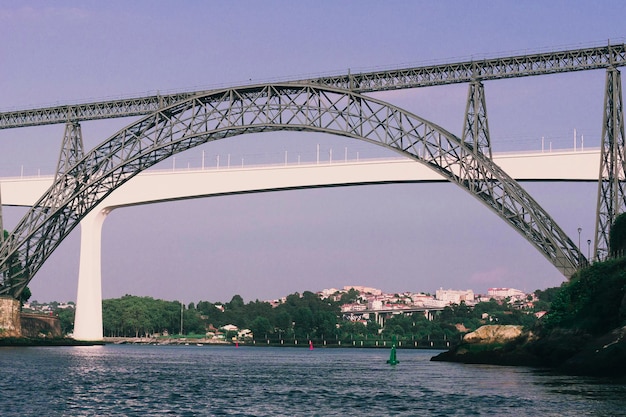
<box><xmin>430</xmin><ymin>324</ymin><xmax>626</xmax><ymax>377</ymax></box>
<box><xmin>104</xmin><ymin>336</ymin><xmax>230</xmax><ymax>345</ymax></box>
<box><xmin>0</xmin><ymin>337</ymin><xmax>104</xmax><ymax>347</ymax></box>
<box><xmin>102</xmin><ymin>336</ymin><xmax>452</xmax><ymax>349</ymax></box>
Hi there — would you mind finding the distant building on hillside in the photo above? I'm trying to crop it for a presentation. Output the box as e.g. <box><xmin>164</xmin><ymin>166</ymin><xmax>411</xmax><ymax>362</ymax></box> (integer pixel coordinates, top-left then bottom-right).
<box><xmin>319</xmin><ymin>288</ymin><xmax>341</xmax><ymax>298</ymax></box>
<box><xmin>435</xmin><ymin>288</ymin><xmax>475</xmax><ymax>305</ymax></box>
<box><xmin>487</xmin><ymin>288</ymin><xmax>527</xmax><ymax>302</ymax></box>
<box><xmin>343</xmin><ymin>286</ymin><xmax>382</xmax><ymax>296</ymax></box>
<box><xmin>368</xmin><ymin>299</ymin><xmax>383</xmax><ymax>310</ymax></box>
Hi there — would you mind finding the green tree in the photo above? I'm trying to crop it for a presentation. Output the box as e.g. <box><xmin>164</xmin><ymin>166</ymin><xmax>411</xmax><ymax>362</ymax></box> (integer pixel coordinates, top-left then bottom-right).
<box><xmin>19</xmin><ymin>286</ymin><xmax>31</xmax><ymax>308</ymax></box>
<box><xmin>227</xmin><ymin>295</ymin><xmax>245</xmax><ymax>310</ymax></box>
<box><xmin>56</xmin><ymin>307</ymin><xmax>75</xmax><ymax>335</ymax></box>
<box><xmin>609</xmin><ymin>212</ymin><xmax>626</xmax><ymax>257</ymax></box>
<box><xmin>3</xmin><ymin>229</ymin><xmax>31</xmax><ymax>305</ymax></box>
<box><xmin>339</xmin><ymin>288</ymin><xmax>360</xmax><ymax>304</ymax></box>
<box><xmin>249</xmin><ymin>316</ymin><xmax>273</xmax><ymax>339</ymax></box>
<box><xmin>274</xmin><ymin>310</ymin><xmax>292</xmax><ymax>334</ymax></box>
<box><xmin>543</xmin><ymin>257</ymin><xmax>626</xmax><ymax>334</ymax></box>
<box><xmin>293</xmin><ymin>306</ymin><xmax>314</xmax><ymax>338</ymax></box>
<box><xmin>366</xmin><ymin>320</ymin><xmax>381</xmax><ymax>336</ymax></box>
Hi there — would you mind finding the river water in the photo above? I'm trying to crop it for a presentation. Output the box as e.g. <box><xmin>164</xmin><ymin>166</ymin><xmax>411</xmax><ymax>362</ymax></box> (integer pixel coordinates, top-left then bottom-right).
<box><xmin>0</xmin><ymin>344</ymin><xmax>625</xmax><ymax>416</ymax></box>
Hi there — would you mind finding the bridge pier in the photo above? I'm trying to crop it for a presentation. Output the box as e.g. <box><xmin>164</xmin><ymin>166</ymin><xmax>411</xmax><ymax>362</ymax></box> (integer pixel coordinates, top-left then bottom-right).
<box><xmin>0</xmin><ymin>296</ymin><xmax>21</xmax><ymax>337</ymax></box>
<box><xmin>462</xmin><ymin>80</ymin><xmax>492</xmax><ymax>158</ymax></box>
<box><xmin>73</xmin><ymin>208</ymin><xmax>109</xmax><ymax>341</ymax></box>
<box><xmin>594</xmin><ymin>67</ymin><xmax>625</xmax><ymax>260</ymax></box>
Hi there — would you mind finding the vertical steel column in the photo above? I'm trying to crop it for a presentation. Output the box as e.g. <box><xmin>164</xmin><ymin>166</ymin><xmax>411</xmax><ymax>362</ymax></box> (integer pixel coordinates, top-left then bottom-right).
<box><xmin>0</xmin><ymin>184</ymin><xmax>3</xmax><ymax>242</ymax></box>
<box><xmin>594</xmin><ymin>67</ymin><xmax>626</xmax><ymax>260</ymax></box>
<box><xmin>0</xmin><ymin>186</ymin><xmax>4</xmax><ymax>288</ymax></box>
<box><xmin>56</xmin><ymin>121</ymin><xmax>85</xmax><ymax>177</ymax></box>
<box><xmin>462</xmin><ymin>80</ymin><xmax>493</xmax><ymax>159</ymax></box>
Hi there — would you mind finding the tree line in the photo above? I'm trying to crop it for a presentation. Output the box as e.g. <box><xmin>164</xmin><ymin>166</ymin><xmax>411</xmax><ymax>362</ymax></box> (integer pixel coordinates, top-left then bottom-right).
<box><xmin>54</xmin><ymin>289</ymin><xmax>550</xmax><ymax>342</ymax></box>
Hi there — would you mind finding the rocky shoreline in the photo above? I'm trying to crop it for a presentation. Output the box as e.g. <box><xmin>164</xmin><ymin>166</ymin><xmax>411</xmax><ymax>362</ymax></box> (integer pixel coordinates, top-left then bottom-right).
<box><xmin>430</xmin><ymin>324</ymin><xmax>626</xmax><ymax>378</ymax></box>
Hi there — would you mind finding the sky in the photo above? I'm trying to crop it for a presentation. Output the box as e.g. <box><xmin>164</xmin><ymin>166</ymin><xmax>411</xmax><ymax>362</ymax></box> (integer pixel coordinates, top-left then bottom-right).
<box><xmin>0</xmin><ymin>0</ymin><xmax>624</xmax><ymax>303</ymax></box>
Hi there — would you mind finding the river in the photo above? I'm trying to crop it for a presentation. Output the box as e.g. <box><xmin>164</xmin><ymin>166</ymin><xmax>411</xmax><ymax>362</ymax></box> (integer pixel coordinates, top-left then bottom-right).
<box><xmin>0</xmin><ymin>344</ymin><xmax>624</xmax><ymax>416</ymax></box>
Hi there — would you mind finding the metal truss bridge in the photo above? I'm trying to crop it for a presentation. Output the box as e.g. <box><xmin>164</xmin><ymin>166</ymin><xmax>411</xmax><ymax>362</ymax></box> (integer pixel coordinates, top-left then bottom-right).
<box><xmin>0</xmin><ymin>43</ymin><xmax>624</xmax><ymax>309</ymax></box>
<box><xmin>1</xmin><ymin>43</ymin><xmax>625</xmax><ymax>129</ymax></box>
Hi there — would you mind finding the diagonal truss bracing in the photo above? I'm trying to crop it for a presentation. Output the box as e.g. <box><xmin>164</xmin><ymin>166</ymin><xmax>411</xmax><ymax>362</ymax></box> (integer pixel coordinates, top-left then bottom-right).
<box><xmin>462</xmin><ymin>80</ymin><xmax>492</xmax><ymax>158</ymax></box>
<box><xmin>0</xmin><ymin>84</ymin><xmax>583</xmax><ymax>297</ymax></box>
<box><xmin>594</xmin><ymin>68</ymin><xmax>626</xmax><ymax>260</ymax></box>
<box><xmin>0</xmin><ymin>43</ymin><xmax>624</xmax><ymax>129</ymax></box>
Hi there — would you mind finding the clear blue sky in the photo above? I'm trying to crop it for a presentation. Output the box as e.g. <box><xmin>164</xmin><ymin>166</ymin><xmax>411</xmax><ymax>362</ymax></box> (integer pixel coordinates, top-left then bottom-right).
<box><xmin>0</xmin><ymin>1</ymin><xmax>624</xmax><ymax>303</ymax></box>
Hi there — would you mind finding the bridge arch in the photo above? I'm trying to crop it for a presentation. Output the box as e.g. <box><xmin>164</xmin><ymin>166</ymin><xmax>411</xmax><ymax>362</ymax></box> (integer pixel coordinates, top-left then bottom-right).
<box><xmin>0</xmin><ymin>84</ymin><xmax>582</xmax><ymax>297</ymax></box>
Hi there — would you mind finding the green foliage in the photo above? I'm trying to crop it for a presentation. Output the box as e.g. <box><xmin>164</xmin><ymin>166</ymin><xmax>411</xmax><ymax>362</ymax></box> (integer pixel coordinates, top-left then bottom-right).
<box><xmin>19</xmin><ymin>286</ymin><xmax>32</xmax><ymax>307</ymax></box>
<box><xmin>609</xmin><ymin>213</ymin><xmax>626</xmax><ymax>256</ymax></box>
<box><xmin>102</xmin><ymin>290</ymin><xmax>342</xmax><ymax>340</ymax></box>
<box><xmin>249</xmin><ymin>316</ymin><xmax>272</xmax><ymax>338</ymax></box>
<box><xmin>532</xmin><ymin>287</ymin><xmax>560</xmax><ymax>311</ymax></box>
<box><xmin>99</xmin><ymin>288</ymin><xmax>541</xmax><ymax>343</ymax></box>
<box><xmin>103</xmin><ymin>295</ymin><xmax>183</xmax><ymax>337</ymax></box>
<box><xmin>339</xmin><ymin>288</ymin><xmax>360</xmax><ymax>304</ymax></box>
<box><xmin>2</xmin><ymin>230</ymin><xmax>29</xmax><ymax>300</ymax></box>
<box><xmin>55</xmin><ymin>308</ymin><xmax>75</xmax><ymax>335</ymax></box>
<box><xmin>534</xmin><ymin>287</ymin><xmax>560</xmax><ymax>303</ymax></box>
<box><xmin>543</xmin><ymin>257</ymin><xmax>626</xmax><ymax>335</ymax></box>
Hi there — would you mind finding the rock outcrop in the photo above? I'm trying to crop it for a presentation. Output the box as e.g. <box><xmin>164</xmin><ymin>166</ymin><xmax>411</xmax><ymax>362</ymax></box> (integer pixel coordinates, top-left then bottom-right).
<box><xmin>431</xmin><ymin>324</ymin><xmax>626</xmax><ymax>377</ymax></box>
<box><xmin>431</xmin><ymin>325</ymin><xmax>542</xmax><ymax>367</ymax></box>
<box><xmin>557</xmin><ymin>325</ymin><xmax>626</xmax><ymax>377</ymax></box>
<box><xmin>462</xmin><ymin>324</ymin><xmax>524</xmax><ymax>344</ymax></box>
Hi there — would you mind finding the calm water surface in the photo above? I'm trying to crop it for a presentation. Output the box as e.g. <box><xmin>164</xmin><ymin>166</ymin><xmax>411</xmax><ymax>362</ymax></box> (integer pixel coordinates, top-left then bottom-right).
<box><xmin>0</xmin><ymin>344</ymin><xmax>625</xmax><ymax>416</ymax></box>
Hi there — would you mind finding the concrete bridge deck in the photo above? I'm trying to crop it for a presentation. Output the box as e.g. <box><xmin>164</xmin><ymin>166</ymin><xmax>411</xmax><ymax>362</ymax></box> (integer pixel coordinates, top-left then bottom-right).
<box><xmin>0</xmin><ymin>149</ymin><xmax>601</xmax><ymax>341</ymax></box>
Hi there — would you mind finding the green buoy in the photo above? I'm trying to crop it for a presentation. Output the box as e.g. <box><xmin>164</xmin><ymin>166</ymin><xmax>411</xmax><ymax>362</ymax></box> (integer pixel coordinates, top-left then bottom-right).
<box><xmin>387</xmin><ymin>335</ymin><xmax>399</xmax><ymax>365</ymax></box>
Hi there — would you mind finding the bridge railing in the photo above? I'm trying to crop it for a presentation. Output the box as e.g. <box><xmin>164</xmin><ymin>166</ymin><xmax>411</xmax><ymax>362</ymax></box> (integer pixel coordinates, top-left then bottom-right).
<box><xmin>0</xmin><ymin>146</ymin><xmax>602</xmax><ymax>181</ymax></box>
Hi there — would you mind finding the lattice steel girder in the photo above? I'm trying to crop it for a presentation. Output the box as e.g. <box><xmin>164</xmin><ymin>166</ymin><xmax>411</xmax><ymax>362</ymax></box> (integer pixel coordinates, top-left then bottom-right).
<box><xmin>0</xmin><ymin>84</ymin><xmax>584</xmax><ymax>297</ymax></box>
<box><xmin>462</xmin><ymin>80</ymin><xmax>492</xmax><ymax>158</ymax></box>
<box><xmin>594</xmin><ymin>68</ymin><xmax>626</xmax><ymax>260</ymax></box>
<box><xmin>0</xmin><ymin>186</ymin><xmax>3</xmax><ymax>242</ymax></box>
<box><xmin>1</xmin><ymin>44</ymin><xmax>625</xmax><ymax>129</ymax></box>
<box><xmin>56</xmin><ymin>122</ymin><xmax>85</xmax><ymax>177</ymax></box>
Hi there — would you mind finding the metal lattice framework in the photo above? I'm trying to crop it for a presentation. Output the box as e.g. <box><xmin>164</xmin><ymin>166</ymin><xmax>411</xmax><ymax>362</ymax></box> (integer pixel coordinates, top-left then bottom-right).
<box><xmin>0</xmin><ymin>43</ymin><xmax>624</xmax><ymax>129</ymax></box>
<box><xmin>0</xmin><ymin>84</ymin><xmax>583</xmax><ymax>297</ymax></box>
<box><xmin>55</xmin><ymin>122</ymin><xmax>85</xmax><ymax>177</ymax></box>
<box><xmin>594</xmin><ymin>68</ymin><xmax>626</xmax><ymax>259</ymax></box>
<box><xmin>462</xmin><ymin>81</ymin><xmax>492</xmax><ymax>158</ymax></box>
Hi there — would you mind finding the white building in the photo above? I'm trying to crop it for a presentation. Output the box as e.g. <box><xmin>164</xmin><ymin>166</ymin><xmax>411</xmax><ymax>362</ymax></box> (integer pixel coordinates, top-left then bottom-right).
<box><xmin>487</xmin><ymin>288</ymin><xmax>527</xmax><ymax>301</ymax></box>
<box><xmin>435</xmin><ymin>288</ymin><xmax>475</xmax><ymax>305</ymax></box>
<box><xmin>368</xmin><ymin>299</ymin><xmax>383</xmax><ymax>310</ymax></box>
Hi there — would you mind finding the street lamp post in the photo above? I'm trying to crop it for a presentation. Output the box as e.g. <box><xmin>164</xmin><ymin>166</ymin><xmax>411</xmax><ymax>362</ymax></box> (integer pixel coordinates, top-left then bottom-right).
<box><xmin>587</xmin><ymin>239</ymin><xmax>591</xmax><ymax>263</ymax></box>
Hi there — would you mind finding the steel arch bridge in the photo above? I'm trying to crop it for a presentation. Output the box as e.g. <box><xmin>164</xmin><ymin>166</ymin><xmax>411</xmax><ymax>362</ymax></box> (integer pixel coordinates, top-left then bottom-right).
<box><xmin>0</xmin><ymin>83</ymin><xmax>582</xmax><ymax>297</ymax></box>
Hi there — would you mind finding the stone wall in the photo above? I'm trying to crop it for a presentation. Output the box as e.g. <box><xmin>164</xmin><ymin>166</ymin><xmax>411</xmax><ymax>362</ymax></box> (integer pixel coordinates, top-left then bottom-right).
<box><xmin>0</xmin><ymin>296</ymin><xmax>21</xmax><ymax>337</ymax></box>
<box><xmin>20</xmin><ymin>313</ymin><xmax>62</xmax><ymax>338</ymax></box>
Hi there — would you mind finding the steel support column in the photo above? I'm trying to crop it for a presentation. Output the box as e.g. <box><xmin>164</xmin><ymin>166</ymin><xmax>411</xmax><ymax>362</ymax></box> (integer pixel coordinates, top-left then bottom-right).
<box><xmin>594</xmin><ymin>68</ymin><xmax>626</xmax><ymax>260</ymax></box>
<box><xmin>0</xmin><ymin>185</ymin><xmax>3</xmax><ymax>240</ymax></box>
<box><xmin>56</xmin><ymin>121</ymin><xmax>85</xmax><ymax>177</ymax></box>
<box><xmin>462</xmin><ymin>80</ymin><xmax>492</xmax><ymax>158</ymax></box>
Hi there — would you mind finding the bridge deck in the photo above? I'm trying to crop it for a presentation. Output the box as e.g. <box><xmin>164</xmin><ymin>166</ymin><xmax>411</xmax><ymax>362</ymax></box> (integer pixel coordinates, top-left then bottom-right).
<box><xmin>0</xmin><ymin>43</ymin><xmax>624</xmax><ymax>129</ymax></box>
<box><xmin>1</xmin><ymin>150</ymin><xmax>600</xmax><ymax>208</ymax></box>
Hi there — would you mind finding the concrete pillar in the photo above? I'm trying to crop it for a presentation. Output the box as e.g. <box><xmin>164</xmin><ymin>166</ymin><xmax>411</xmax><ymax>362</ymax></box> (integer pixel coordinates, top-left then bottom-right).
<box><xmin>73</xmin><ymin>208</ymin><xmax>110</xmax><ymax>341</ymax></box>
<box><xmin>0</xmin><ymin>296</ymin><xmax>21</xmax><ymax>337</ymax></box>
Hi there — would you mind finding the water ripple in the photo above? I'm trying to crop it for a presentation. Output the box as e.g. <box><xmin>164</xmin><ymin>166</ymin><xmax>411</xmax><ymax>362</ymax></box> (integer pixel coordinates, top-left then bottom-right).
<box><xmin>0</xmin><ymin>345</ymin><xmax>625</xmax><ymax>416</ymax></box>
